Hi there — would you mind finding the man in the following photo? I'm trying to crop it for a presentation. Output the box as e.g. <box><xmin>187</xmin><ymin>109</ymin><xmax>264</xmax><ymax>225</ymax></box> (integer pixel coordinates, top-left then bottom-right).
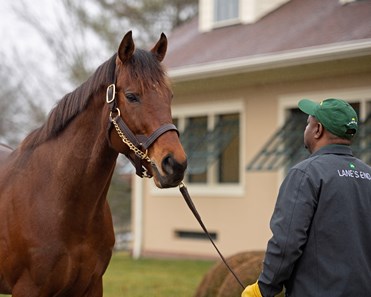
<box><xmin>242</xmin><ymin>98</ymin><xmax>371</xmax><ymax>297</ymax></box>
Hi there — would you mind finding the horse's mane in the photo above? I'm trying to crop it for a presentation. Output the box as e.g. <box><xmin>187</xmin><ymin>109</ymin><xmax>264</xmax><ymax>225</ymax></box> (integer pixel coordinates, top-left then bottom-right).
<box><xmin>123</xmin><ymin>49</ymin><xmax>169</xmax><ymax>94</ymax></box>
<box><xmin>20</xmin><ymin>54</ymin><xmax>116</xmax><ymax>151</ymax></box>
<box><xmin>20</xmin><ymin>48</ymin><xmax>168</xmax><ymax>152</ymax></box>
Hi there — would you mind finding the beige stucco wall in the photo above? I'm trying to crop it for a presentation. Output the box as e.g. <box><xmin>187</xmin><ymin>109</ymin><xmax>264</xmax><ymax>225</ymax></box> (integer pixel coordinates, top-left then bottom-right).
<box><xmin>132</xmin><ymin>57</ymin><xmax>371</xmax><ymax>259</ymax></box>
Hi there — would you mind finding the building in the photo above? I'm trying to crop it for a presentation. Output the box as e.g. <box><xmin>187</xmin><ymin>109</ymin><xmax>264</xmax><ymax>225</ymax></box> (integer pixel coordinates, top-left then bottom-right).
<box><xmin>131</xmin><ymin>0</ymin><xmax>371</xmax><ymax>259</ymax></box>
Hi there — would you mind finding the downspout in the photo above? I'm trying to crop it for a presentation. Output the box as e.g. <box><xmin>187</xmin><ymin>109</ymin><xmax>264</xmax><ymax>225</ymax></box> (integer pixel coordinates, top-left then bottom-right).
<box><xmin>132</xmin><ymin>176</ymin><xmax>144</xmax><ymax>259</ymax></box>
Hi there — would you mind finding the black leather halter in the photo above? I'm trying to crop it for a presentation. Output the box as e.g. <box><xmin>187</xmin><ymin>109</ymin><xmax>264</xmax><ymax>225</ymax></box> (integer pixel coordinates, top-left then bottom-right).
<box><xmin>106</xmin><ymin>54</ymin><xmax>178</xmax><ymax>178</ymax></box>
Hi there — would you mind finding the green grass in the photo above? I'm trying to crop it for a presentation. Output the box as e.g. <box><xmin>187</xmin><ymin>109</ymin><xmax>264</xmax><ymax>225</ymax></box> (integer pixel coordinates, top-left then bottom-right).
<box><xmin>103</xmin><ymin>252</ymin><xmax>215</xmax><ymax>297</ymax></box>
<box><xmin>0</xmin><ymin>252</ymin><xmax>215</xmax><ymax>297</ymax></box>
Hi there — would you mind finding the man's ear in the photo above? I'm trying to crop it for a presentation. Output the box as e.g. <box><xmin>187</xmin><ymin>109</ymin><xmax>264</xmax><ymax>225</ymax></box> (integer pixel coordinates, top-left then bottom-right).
<box><xmin>314</xmin><ymin>122</ymin><xmax>324</xmax><ymax>139</ymax></box>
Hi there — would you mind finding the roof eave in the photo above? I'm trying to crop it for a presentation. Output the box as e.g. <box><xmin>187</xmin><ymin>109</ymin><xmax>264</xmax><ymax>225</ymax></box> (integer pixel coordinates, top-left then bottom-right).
<box><xmin>168</xmin><ymin>39</ymin><xmax>371</xmax><ymax>82</ymax></box>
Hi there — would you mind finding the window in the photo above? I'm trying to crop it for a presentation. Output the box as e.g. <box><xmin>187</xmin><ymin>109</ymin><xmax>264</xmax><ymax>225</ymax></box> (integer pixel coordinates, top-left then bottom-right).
<box><xmin>175</xmin><ymin>230</ymin><xmax>217</xmax><ymax>241</ymax></box>
<box><xmin>214</xmin><ymin>0</ymin><xmax>239</xmax><ymax>23</ymax></box>
<box><xmin>182</xmin><ymin>116</ymin><xmax>208</xmax><ymax>183</ymax></box>
<box><xmin>215</xmin><ymin>114</ymin><xmax>240</xmax><ymax>183</ymax></box>
<box><xmin>247</xmin><ymin>99</ymin><xmax>371</xmax><ymax>171</ymax></box>
<box><xmin>177</xmin><ymin>112</ymin><xmax>240</xmax><ymax>185</ymax></box>
<box><xmin>353</xmin><ymin>114</ymin><xmax>371</xmax><ymax>164</ymax></box>
<box><xmin>246</xmin><ymin>109</ymin><xmax>308</xmax><ymax>172</ymax></box>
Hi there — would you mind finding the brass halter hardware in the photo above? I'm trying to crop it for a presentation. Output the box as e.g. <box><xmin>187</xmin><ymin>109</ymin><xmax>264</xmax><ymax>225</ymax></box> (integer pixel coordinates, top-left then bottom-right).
<box><xmin>105</xmin><ymin>80</ymin><xmax>178</xmax><ymax>178</ymax></box>
<box><xmin>106</xmin><ymin>84</ymin><xmax>116</xmax><ymax>104</ymax></box>
<box><xmin>109</xmin><ymin>114</ymin><xmax>151</xmax><ymax>164</ymax></box>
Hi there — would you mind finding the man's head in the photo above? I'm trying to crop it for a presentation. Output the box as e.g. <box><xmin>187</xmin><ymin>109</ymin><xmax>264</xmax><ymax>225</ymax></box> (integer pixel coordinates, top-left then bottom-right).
<box><xmin>298</xmin><ymin>98</ymin><xmax>358</xmax><ymax>153</ymax></box>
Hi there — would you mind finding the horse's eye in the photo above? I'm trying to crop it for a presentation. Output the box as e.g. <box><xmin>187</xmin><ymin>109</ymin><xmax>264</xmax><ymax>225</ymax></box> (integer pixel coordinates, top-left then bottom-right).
<box><xmin>125</xmin><ymin>93</ymin><xmax>140</xmax><ymax>103</ymax></box>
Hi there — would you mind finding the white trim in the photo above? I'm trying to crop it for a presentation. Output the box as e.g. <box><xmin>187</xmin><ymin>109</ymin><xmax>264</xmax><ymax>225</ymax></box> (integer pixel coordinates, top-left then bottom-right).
<box><xmin>168</xmin><ymin>39</ymin><xmax>371</xmax><ymax>82</ymax></box>
<box><xmin>172</xmin><ymin>99</ymin><xmax>244</xmax><ymax>117</ymax></box>
<box><xmin>212</xmin><ymin>18</ymin><xmax>241</xmax><ymax>28</ymax></box>
<box><xmin>132</xmin><ymin>177</ymin><xmax>144</xmax><ymax>259</ymax></box>
<box><xmin>199</xmin><ymin>0</ymin><xmax>214</xmax><ymax>32</ymax></box>
<box><xmin>150</xmin><ymin>182</ymin><xmax>245</xmax><ymax>197</ymax></box>
<box><xmin>339</xmin><ymin>0</ymin><xmax>358</xmax><ymax>5</ymax></box>
<box><xmin>278</xmin><ymin>87</ymin><xmax>371</xmax><ymax>121</ymax></box>
<box><xmin>240</xmin><ymin>0</ymin><xmax>290</xmax><ymax>24</ymax></box>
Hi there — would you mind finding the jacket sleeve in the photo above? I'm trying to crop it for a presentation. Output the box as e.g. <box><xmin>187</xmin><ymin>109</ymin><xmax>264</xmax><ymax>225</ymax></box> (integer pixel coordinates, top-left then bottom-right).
<box><xmin>258</xmin><ymin>167</ymin><xmax>318</xmax><ymax>297</ymax></box>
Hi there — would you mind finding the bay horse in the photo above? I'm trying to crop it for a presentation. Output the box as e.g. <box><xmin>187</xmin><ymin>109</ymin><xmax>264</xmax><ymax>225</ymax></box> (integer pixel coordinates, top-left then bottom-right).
<box><xmin>0</xmin><ymin>31</ymin><xmax>187</xmax><ymax>297</ymax></box>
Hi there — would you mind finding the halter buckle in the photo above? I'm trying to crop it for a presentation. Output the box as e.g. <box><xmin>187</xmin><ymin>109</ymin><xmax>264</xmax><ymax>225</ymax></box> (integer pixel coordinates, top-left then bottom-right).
<box><xmin>109</xmin><ymin>108</ymin><xmax>121</xmax><ymax>122</ymax></box>
<box><xmin>106</xmin><ymin>84</ymin><xmax>116</xmax><ymax>104</ymax></box>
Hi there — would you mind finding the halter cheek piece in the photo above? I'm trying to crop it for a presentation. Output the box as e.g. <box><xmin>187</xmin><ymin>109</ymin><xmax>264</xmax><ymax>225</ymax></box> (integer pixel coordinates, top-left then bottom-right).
<box><xmin>105</xmin><ymin>55</ymin><xmax>179</xmax><ymax>178</ymax></box>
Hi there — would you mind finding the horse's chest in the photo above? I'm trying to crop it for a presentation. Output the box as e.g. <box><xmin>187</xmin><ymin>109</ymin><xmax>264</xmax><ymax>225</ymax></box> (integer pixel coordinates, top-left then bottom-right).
<box><xmin>31</xmin><ymin>244</ymin><xmax>111</xmax><ymax>292</ymax></box>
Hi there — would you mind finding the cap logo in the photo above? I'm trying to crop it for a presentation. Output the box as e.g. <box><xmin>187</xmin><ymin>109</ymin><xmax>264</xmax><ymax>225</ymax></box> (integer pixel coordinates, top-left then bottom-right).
<box><xmin>348</xmin><ymin>118</ymin><xmax>358</xmax><ymax>126</ymax></box>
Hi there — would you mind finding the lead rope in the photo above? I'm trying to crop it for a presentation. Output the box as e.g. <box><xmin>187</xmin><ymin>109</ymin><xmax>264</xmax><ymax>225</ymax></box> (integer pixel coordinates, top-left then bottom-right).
<box><xmin>111</xmin><ymin>112</ymin><xmax>245</xmax><ymax>288</ymax></box>
<box><xmin>106</xmin><ymin>76</ymin><xmax>245</xmax><ymax>287</ymax></box>
<box><xmin>179</xmin><ymin>182</ymin><xmax>245</xmax><ymax>289</ymax></box>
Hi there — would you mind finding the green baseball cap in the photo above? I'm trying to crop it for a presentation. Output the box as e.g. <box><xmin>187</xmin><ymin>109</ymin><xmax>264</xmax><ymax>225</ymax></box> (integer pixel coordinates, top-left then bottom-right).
<box><xmin>298</xmin><ymin>98</ymin><xmax>358</xmax><ymax>139</ymax></box>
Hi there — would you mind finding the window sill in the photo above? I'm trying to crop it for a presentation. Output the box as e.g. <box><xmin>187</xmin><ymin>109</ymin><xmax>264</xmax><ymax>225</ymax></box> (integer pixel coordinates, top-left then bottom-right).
<box><xmin>150</xmin><ymin>182</ymin><xmax>245</xmax><ymax>198</ymax></box>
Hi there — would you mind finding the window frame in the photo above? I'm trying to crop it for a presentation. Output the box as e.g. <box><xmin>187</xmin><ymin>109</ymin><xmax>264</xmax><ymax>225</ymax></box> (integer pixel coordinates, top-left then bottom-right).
<box><xmin>150</xmin><ymin>100</ymin><xmax>245</xmax><ymax>197</ymax></box>
<box><xmin>181</xmin><ymin>113</ymin><xmax>240</xmax><ymax>183</ymax></box>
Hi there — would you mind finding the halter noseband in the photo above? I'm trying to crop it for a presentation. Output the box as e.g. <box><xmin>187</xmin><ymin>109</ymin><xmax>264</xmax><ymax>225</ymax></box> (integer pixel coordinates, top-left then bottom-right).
<box><xmin>106</xmin><ymin>55</ymin><xmax>179</xmax><ymax>178</ymax></box>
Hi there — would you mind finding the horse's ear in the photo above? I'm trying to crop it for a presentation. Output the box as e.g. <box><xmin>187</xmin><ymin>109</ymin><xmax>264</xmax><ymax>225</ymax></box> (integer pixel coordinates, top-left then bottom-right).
<box><xmin>151</xmin><ymin>33</ymin><xmax>167</xmax><ymax>62</ymax></box>
<box><xmin>118</xmin><ymin>31</ymin><xmax>135</xmax><ymax>64</ymax></box>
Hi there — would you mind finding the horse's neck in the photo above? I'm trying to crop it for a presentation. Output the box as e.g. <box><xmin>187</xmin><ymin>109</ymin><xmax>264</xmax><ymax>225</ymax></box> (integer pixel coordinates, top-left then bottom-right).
<box><xmin>25</xmin><ymin>97</ymin><xmax>118</xmax><ymax>207</ymax></box>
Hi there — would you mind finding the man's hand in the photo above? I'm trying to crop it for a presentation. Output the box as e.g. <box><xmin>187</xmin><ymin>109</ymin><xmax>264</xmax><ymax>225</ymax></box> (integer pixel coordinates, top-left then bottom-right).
<box><xmin>241</xmin><ymin>281</ymin><xmax>262</xmax><ymax>297</ymax></box>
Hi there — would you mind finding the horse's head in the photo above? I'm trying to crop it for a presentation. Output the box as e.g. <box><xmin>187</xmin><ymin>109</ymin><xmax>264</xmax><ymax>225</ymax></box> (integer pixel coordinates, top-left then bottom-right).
<box><xmin>108</xmin><ymin>31</ymin><xmax>187</xmax><ymax>188</ymax></box>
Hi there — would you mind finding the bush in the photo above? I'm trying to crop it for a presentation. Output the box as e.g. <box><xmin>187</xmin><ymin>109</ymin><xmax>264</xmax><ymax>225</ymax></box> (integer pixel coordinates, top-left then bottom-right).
<box><xmin>193</xmin><ymin>251</ymin><xmax>265</xmax><ymax>297</ymax></box>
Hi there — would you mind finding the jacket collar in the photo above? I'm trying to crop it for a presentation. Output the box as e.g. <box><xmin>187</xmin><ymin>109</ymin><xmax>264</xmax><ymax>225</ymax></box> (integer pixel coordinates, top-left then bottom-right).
<box><xmin>311</xmin><ymin>144</ymin><xmax>353</xmax><ymax>158</ymax></box>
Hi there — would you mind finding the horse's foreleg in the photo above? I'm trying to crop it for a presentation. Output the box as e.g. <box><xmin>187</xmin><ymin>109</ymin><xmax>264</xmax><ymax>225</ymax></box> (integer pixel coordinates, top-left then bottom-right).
<box><xmin>11</xmin><ymin>272</ymin><xmax>39</xmax><ymax>297</ymax></box>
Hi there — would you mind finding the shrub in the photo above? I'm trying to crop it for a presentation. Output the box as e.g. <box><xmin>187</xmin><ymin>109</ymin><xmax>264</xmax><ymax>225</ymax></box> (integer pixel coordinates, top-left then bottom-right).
<box><xmin>193</xmin><ymin>251</ymin><xmax>265</xmax><ymax>297</ymax></box>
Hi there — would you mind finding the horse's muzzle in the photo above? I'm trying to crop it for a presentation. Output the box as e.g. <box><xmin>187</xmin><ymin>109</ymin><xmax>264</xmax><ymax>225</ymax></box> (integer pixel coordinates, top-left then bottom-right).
<box><xmin>152</xmin><ymin>154</ymin><xmax>187</xmax><ymax>188</ymax></box>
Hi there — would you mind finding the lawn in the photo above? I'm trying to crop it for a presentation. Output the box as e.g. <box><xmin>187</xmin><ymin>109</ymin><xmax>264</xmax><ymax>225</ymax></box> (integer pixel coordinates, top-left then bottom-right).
<box><xmin>104</xmin><ymin>252</ymin><xmax>215</xmax><ymax>297</ymax></box>
<box><xmin>0</xmin><ymin>252</ymin><xmax>215</xmax><ymax>297</ymax></box>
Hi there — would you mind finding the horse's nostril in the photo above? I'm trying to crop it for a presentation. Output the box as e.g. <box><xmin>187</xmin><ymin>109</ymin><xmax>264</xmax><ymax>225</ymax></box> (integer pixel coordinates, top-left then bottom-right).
<box><xmin>161</xmin><ymin>154</ymin><xmax>187</xmax><ymax>177</ymax></box>
<box><xmin>162</xmin><ymin>154</ymin><xmax>175</xmax><ymax>175</ymax></box>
